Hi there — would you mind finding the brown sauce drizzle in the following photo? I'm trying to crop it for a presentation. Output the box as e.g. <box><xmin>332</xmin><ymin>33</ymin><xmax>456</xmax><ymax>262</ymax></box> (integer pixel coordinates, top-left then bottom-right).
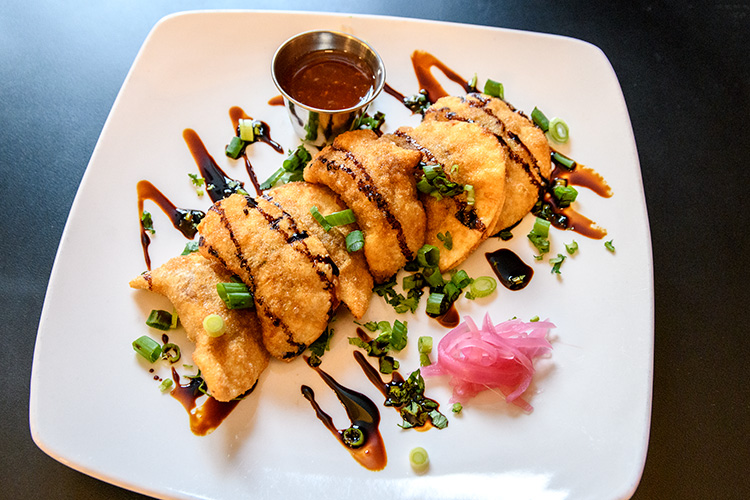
<box><xmin>183</xmin><ymin>128</ymin><xmax>247</xmax><ymax>203</ymax></box>
<box><xmin>411</xmin><ymin>50</ymin><xmax>472</xmax><ymax>103</ymax></box>
<box><xmin>434</xmin><ymin>302</ymin><xmax>460</xmax><ymax>328</ymax></box>
<box><xmin>551</xmin><ymin>157</ymin><xmax>613</xmax><ymax>198</ymax></box>
<box><xmin>486</xmin><ymin>248</ymin><xmax>533</xmax><ymax>290</ymax></box>
<box><xmin>383</xmin><ymin>83</ymin><xmax>406</xmax><ymax>102</ymax></box>
<box><xmin>301</xmin><ymin>362</ymin><xmax>386</xmax><ymax>471</ymax></box>
<box><xmin>136</xmin><ymin>180</ymin><xmax>205</xmax><ymax>270</ymax></box>
<box><xmin>267</xmin><ymin>95</ymin><xmax>284</xmax><ymax>106</ymax></box>
<box><xmin>170</xmin><ymin>368</ymin><xmax>243</xmax><ymax>436</ymax></box>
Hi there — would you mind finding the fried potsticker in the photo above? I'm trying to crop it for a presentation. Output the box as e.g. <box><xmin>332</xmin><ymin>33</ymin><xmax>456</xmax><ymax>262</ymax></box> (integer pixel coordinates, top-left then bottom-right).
<box><xmin>129</xmin><ymin>253</ymin><xmax>269</xmax><ymax>402</ymax></box>
<box><xmin>424</xmin><ymin>93</ymin><xmax>552</xmax><ymax>232</ymax></box>
<box><xmin>265</xmin><ymin>182</ymin><xmax>373</xmax><ymax>319</ymax></box>
<box><xmin>388</xmin><ymin>120</ymin><xmax>507</xmax><ymax>271</ymax></box>
<box><xmin>197</xmin><ymin>193</ymin><xmax>338</xmax><ymax>360</ymax></box>
<box><xmin>304</xmin><ymin>129</ymin><xmax>425</xmax><ymax>282</ymax></box>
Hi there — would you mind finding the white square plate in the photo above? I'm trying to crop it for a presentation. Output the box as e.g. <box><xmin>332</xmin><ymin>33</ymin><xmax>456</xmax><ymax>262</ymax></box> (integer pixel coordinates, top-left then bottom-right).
<box><xmin>30</xmin><ymin>10</ymin><xmax>653</xmax><ymax>500</ymax></box>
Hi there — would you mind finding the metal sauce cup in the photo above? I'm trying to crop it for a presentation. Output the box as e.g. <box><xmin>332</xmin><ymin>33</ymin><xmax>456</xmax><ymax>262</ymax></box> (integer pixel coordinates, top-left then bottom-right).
<box><xmin>271</xmin><ymin>30</ymin><xmax>385</xmax><ymax>146</ymax></box>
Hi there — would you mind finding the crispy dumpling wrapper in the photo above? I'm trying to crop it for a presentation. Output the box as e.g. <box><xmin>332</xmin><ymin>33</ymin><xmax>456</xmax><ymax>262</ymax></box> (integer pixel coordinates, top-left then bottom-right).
<box><xmin>425</xmin><ymin>93</ymin><xmax>551</xmax><ymax>232</ymax></box>
<box><xmin>197</xmin><ymin>193</ymin><xmax>338</xmax><ymax>360</ymax></box>
<box><xmin>388</xmin><ymin>120</ymin><xmax>507</xmax><ymax>271</ymax></box>
<box><xmin>129</xmin><ymin>253</ymin><xmax>269</xmax><ymax>402</ymax></box>
<box><xmin>265</xmin><ymin>182</ymin><xmax>373</xmax><ymax>319</ymax></box>
<box><xmin>304</xmin><ymin>129</ymin><xmax>425</xmax><ymax>282</ymax></box>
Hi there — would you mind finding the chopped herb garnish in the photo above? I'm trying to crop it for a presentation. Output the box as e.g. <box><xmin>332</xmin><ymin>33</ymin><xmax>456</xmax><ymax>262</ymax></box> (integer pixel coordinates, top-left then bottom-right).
<box><xmin>161</xmin><ymin>342</ymin><xmax>181</xmax><ymax>364</ymax></box>
<box><xmin>531</xmin><ymin>107</ymin><xmax>550</xmax><ymax>132</ymax></box>
<box><xmin>553</xmin><ymin>183</ymin><xmax>578</xmax><ymax>208</ymax></box>
<box><xmin>409</xmin><ymin>447</ymin><xmax>430</xmax><ymax>473</ymax></box>
<box><xmin>452</xmin><ymin>402</ymin><xmax>463</xmax><ymax>413</ymax></box>
<box><xmin>216</xmin><ymin>281</ymin><xmax>254</xmax><ymax>309</ymax></box>
<box><xmin>132</xmin><ymin>335</ymin><xmax>162</xmax><ymax>363</ymax></box>
<box><xmin>309</xmin><ymin>206</ymin><xmax>333</xmax><ymax>232</ymax></box>
<box><xmin>203</xmin><ymin>314</ymin><xmax>226</xmax><ymax>337</ymax></box>
<box><xmin>465</xmin><ymin>276</ymin><xmax>497</xmax><ymax>299</ymax></box>
<box><xmin>259</xmin><ymin>145</ymin><xmax>312</xmax><ymax>190</ymax></box>
<box><xmin>483</xmin><ymin>78</ymin><xmax>504</xmax><ymax>99</ymax></box>
<box><xmin>307</xmin><ymin>324</ymin><xmax>334</xmax><ymax>367</ymax></box>
<box><xmin>605</xmin><ymin>240</ymin><xmax>616</xmax><ymax>253</ymax></box>
<box><xmin>141</xmin><ymin>210</ymin><xmax>155</xmax><ymax>234</ymax></box>
<box><xmin>158</xmin><ymin>378</ymin><xmax>174</xmax><ymax>393</ymax></box>
<box><xmin>527</xmin><ymin>217</ymin><xmax>551</xmax><ymax>255</ymax></box>
<box><xmin>548</xmin><ymin>117</ymin><xmax>570</xmax><ymax>143</ymax></box>
<box><xmin>565</xmin><ymin>240</ymin><xmax>579</xmax><ymax>255</ymax></box>
<box><xmin>345</xmin><ymin>230</ymin><xmax>364</xmax><ymax>252</ymax></box>
<box><xmin>225</xmin><ymin>135</ymin><xmax>245</xmax><ymax>159</ymax></box>
<box><xmin>341</xmin><ymin>426</ymin><xmax>365</xmax><ymax>448</ymax></box>
<box><xmin>324</xmin><ymin>208</ymin><xmax>356</xmax><ymax>227</ymax></box>
<box><xmin>530</xmin><ymin>315</ymin><xmax>540</xmax><ymax>322</ymax></box>
<box><xmin>146</xmin><ymin>309</ymin><xmax>172</xmax><ymax>331</ymax></box>
<box><xmin>468</xmin><ymin>73</ymin><xmax>478</xmax><ymax>92</ymax></box>
<box><xmin>417</xmin><ymin>244</ymin><xmax>441</xmax><ymax>268</ymax></box>
<box><xmin>387</xmin><ymin>370</ymin><xmax>447</xmax><ymax>430</ymax></box>
<box><xmin>403</xmin><ymin>89</ymin><xmax>431</xmax><ymax>114</ymax></box>
<box><xmin>353</xmin><ymin>111</ymin><xmax>386</xmax><ymax>133</ymax></box>
<box><xmin>348</xmin><ymin>320</ymin><xmax>408</xmax><ymax>374</ymax></box>
<box><xmin>552</xmin><ymin>151</ymin><xmax>577</xmax><ymax>170</ymax></box>
<box><xmin>181</xmin><ymin>240</ymin><xmax>200</xmax><ymax>255</ymax></box>
<box><xmin>496</xmin><ymin>228</ymin><xmax>514</xmax><ymax>241</ymax></box>
<box><xmin>436</xmin><ymin>231</ymin><xmax>453</xmax><ymax>250</ymax></box>
<box><xmin>417</xmin><ymin>162</ymin><xmax>464</xmax><ymax>200</ymax></box>
<box><xmin>550</xmin><ymin>253</ymin><xmax>566</xmax><ymax>274</ymax></box>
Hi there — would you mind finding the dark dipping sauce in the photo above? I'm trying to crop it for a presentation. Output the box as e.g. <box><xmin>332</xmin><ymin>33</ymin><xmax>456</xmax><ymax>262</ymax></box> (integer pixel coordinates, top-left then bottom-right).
<box><xmin>279</xmin><ymin>50</ymin><xmax>375</xmax><ymax>110</ymax></box>
<box><xmin>486</xmin><ymin>248</ymin><xmax>534</xmax><ymax>290</ymax></box>
<box><xmin>170</xmin><ymin>368</ymin><xmax>243</xmax><ymax>436</ymax></box>
<box><xmin>301</xmin><ymin>361</ymin><xmax>386</xmax><ymax>471</ymax></box>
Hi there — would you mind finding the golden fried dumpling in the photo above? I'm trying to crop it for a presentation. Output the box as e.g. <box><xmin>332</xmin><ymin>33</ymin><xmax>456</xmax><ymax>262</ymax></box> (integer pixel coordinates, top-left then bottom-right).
<box><xmin>424</xmin><ymin>93</ymin><xmax>551</xmax><ymax>232</ymax></box>
<box><xmin>388</xmin><ymin>120</ymin><xmax>507</xmax><ymax>271</ymax></box>
<box><xmin>129</xmin><ymin>253</ymin><xmax>269</xmax><ymax>402</ymax></box>
<box><xmin>304</xmin><ymin>129</ymin><xmax>425</xmax><ymax>282</ymax></box>
<box><xmin>265</xmin><ymin>182</ymin><xmax>373</xmax><ymax>319</ymax></box>
<box><xmin>197</xmin><ymin>193</ymin><xmax>338</xmax><ymax>360</ymax></box>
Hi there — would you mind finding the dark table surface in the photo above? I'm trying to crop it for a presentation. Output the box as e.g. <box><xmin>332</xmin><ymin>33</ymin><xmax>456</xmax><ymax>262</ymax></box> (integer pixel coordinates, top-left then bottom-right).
<box><xmin>2</xmin><ymin>1</ymin><xmax>748</xmax><ymax>499</ymax></box>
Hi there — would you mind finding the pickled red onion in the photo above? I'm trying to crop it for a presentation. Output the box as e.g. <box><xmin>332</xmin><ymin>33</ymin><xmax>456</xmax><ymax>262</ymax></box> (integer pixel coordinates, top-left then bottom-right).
<box><xmin>421</xmin><ymin>314</ymin><xmax>553</xmax><ymax>412</ymax></box>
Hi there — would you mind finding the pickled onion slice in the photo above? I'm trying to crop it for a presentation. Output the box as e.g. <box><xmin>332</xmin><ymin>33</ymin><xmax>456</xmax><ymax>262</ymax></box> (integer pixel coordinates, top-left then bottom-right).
<box><xmin>422</xmin><ymin>314</ymin><xmax>553</xmax><ymax>412</ymax></box>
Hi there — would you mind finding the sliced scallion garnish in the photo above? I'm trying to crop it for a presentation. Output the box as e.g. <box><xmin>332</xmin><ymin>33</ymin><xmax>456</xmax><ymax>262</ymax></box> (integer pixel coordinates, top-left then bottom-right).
<box><xmin>483</xmin><ymin>79</ymin><xmax>504</xmax><ymax>99</ymax></box>
<box><xmin>409</xmin><ymin>447</ymin><xmax>430</xmax><ymax>473</ymax></box>
<box><xmin>468</xmin><ymin>276</ymin><xmax>497</xmax><ymax>298</ymax></box>
<box><xmin>531</xmin><ymin>107</ymin><xmax>550</xmax><ymax>132</ymax></box>
<box><xmin>310</xmin><ymin>206</ymin><xmax>332</xmax><ymax>232</ymax></box>
<box><xmin>161</xmin><ymin>342</ymin><xmax>181</xmax><ymax>364</ymax></box>
<box><xmin>225</xmin><ymin>136</ymin><xmax>245</xmax><ymax>159</ymax></box>
<box><xmin>203</xmin><ymin>314</ymin><xmax>226</xmax><ymax>337</ymax></box>
<box><xmin>217</xmin><ymin>282</ymin><xmax>253</xmax><ymax>309</ymax></box>
<box><xmin>146</xmin><ymin>310</ymin><xmax>173</xmax><ymax>331</ymax></box>
<box><xmin>548</xmin><ymin>118</ymin><xmax>570</xmax><ymax>143</ymax></box>
<box><xmin>417</xmin><ymin>244</ymin><xmax>440</xmax><ymax>268</ymax></box>
<box><xmin>425</xmin><ymin>292</ymin><xmax>445</xmax><ymax>315</ymax></box>
<box><xmin>345</xmin><ymin>230</ymin><xmax>364</xmax><ymax>252</ymax></box>
<box><xmin>158</xmin><ymin>378</ymin><xmax>174</xmax><ymax>393</ymax></box>
<box><xmin>238</xmin><ymin>119</ymin><xmax>257</xmax><ymax>142</ymax></box>
<box><xmin>132</xmin><ymin>335</ymin><xmax>162</xmax><ymax>363</ymax></box>
<box><xmin>341</xmin><ymin>426</ymin><xmax>365</xmax><ymax>448</ymax></box>
<box><xmin>324</xmin><ymin>208</ymin><xmax>356</xmax><ymax>227</ymax></box>
<box><xmin>552</xmin><ymin>151</ymin><xmax>577</xmax><ymax>170</ymax></box>
<box><xmin>418</xmin><ymin>336</ymin><xmax>433</xmax><ymax>354</ymax></box>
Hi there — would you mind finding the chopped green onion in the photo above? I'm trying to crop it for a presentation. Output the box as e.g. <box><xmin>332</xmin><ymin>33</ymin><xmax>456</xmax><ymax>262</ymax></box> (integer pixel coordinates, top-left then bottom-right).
<box><xmin>141</xmin><ymin>211</ymin><xmax>155</xmax><ymax>234</ymax></box>
<box><xmin>409</xmin><ymin>447</ymin><xmax>430</xmax><ymax>473</ymax></box>
<box><xmin>423</xmin><ymin>267</ymin><xmax>445</xmax><ymax>288</ymax></box>
<box><xmin>550</xmin><ymin>254</ymin><xmax>566</xmax><ymax>274</ymax></box>
<box><xmin>425</xmin><ymin>292</ymin><xmax>445</xmax><ymax>315</ymax></box>
<box><xmin>419</xmin><ymin>352</ymin><xmax>431</xmax><ymax>367</ymax></box>
<box><xmin>310</xmin><ymin>206</ymin><xmax>332</xmax><ymax>231</ymax></box>
<box><xmin>436</xmin><ymin>231</ymin><xmax>453</xmax><ymax>250</ymax></box>
<box><xmin>238</xmin><ymin>119</ymin><xmax>257</xmax><ymax>142</ymax></box>
<box><xmin>379</xmin><ymin>355</ymin><xmax>399</xmax><ymax>374</ymax></box>
<box><xmin>217</xmin><ymin>282</ymin><xmax>253</xmax><ymax>309</ymax></box>
<box><xmin>605</xmin><ymin>240</ymin><xmax>616</xmax><ymax>253</ymax></box>
<box><xmin>548</xmin><ymin>118</ymin><xmax>570</xmax><ymax>143</ymax></box>
<box><xmin>464</xmin><ymin>184</ymin><xmax>475</xmax><ymax>206</ymax></box>
<box><xmin>161</xmin><ymin>342</ymin><xmax>181</xmax><ymax>364</ymax></box>
<box><xmin>146</xmin><ymin>309</ymin><xmax>173</xmax><ymax>331</ymax></box>
<box><xmin>345</xmin><ymin>230</ymin><xmax>364</xmax><ymax>252</ymax></box>
<box><xmin>469</xmin><ymin>276</ymin><xmax>497</xmax><ymax>298</ymax></box>
<box><xmin>203</xmin><ymin>314</ymin><xmax>226</xmax><ymax>337</ymax></box>
<box><xmin>530</xmin><ymin>315</ymin><xmax>540</xmax><ymax>322</ymax></box>
<box><xmin>181</xmin><ymin>241</ymin><xmax>200</xmax><ymax>255</ymax></box>
<box><xmin>468</xmin><ymin>73</ymin><xmax>478</xmax><ymax>91</ymax></box>
<box><xmin>451</xmin><ymin>402</ymin><xmax>463</xmax><ymax>413</ymax></box>
<box><xmin>158</xmin><ymin>378</ymin><xmax>174</xmax><ymax>392</ymax></box>
<box><xmin>390</xmin><ymin>320</ymin><xmax>408</xmax><ymax>351</ymax></box>
<box><xmin>450</xmin><ymin>269</ymin><xmax>473</xmax><ymax>289</ymax></box>
<box><xmin>324</xmin><ymin>209</ymin><xmax>356</xmax><ymax>227</ymax></box>
<box><xmin>552</xmin><ymin>151</ymin><xmax>577</xmax><ymax>170</ymax></box>
<box><xmin>417</xmin><ymin>244</ymin><xmax>440</xmax><ymax>268</ymax></box>
<box><xmin>341</xmin><ymin>426</ymin><xmax>365</xmax><ymax>448</ymax></box>
<box><xmin>565</xmin><ymin>240</ymin><xmax>579</xmax><ymax>255</ymax></box>
<box><xmin>553</xmin><ymin>184</ymin><xmax>578</xmax><ymax>208</ymax></box>
<box><xmin>418</xmin><ymin>336</ymin><xmax>433</xmax><ymax>353</ymax></box>
<box><xmin>225</xmin><ymin>136</ymin><xmax>245</xmax><ymax>159</ymax></box>
<box><xmin>527</xmin><ymin>217</ymin><xmax>551</xmax><ymax>255</ymax></box>
<box><xmin>483</xmin><ymin>79</ymin><xmax>504</xmax><ymax>99</ymax></box>
<box><xmin>170</xmin><ymin>309</ymin><xmax>179</xmax><ymax>329</ymax></box>
<box><xmin>132</xmin><ymin>335</ymin><xmax>162</xmax><ymax>363</ymax></box>
<box><xmin>531</xmin><ymin>107</ymin><xmax>550</xmax><ymax>132</ymax></box>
